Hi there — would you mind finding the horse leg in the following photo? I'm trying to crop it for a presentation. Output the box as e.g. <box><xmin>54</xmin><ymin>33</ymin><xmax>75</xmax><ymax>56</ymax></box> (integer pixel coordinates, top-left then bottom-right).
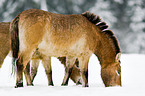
<box><xmin>0</xmin><ymin>56</ymin><xmax>5</xmax><ymax>68</ymax></box>
<box><xmin>15</xmin><ymin>49</ymin><xmax>34</xmax><ymax>88</ymax></box>
<box><xmin>61</xmin><ymin>57</ymin><xmax>76</xmax><ymax>86</ymax></box>
<box><xmin>58</xmin><ymin>57</ymin><xmax>82</xmax><ymax>85</ymax></box>
<box><xmin>24</xmin><ymin>61</ymin><xmax>33</xmax><ymax>86</ymax></box>
<box><xmin>78</xmin><ymin>56</ymin><xmax>90</xmax><ymax>87</ymax></box>
<box><xmin>0</xmin><ymin>51</ymin><xmax>9</xmax><ymax>68</ymax></box>
<box><xmin>42</xmin><ymin>56</ymin><xmax>54</xmax><ymax>86</ymax></box>
<box><xmin>70</xmin><ymin>65</ymin><xmax>82</xmax><ymax>85</ymax></box>
<box><xmin>30</xmin><ymin>59</ymin><xmax>40</xmax><ymax>84</ymax></box>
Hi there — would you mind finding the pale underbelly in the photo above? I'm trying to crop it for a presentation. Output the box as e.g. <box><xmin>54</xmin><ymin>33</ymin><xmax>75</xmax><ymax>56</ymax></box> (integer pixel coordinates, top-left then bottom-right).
<box><xmin>36</xmin><ymin>39</ymin><xmax>91</xmax><ymax>58</ymax></box>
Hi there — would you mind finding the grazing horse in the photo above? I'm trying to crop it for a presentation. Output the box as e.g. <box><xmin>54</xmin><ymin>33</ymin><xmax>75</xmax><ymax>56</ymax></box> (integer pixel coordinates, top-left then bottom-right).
<box><xmin>0</xmin><ymin>22</ymin><xmax>10</xmax><ymax>68</ymax></box>
<box><xmin>0</xmin><ymin>22</ymin><xmax>81</xmax><ymax>86</ymax></box>
<box><xmin>0</xmin><ymin>22</ymin><xmax>32</xmax><ymax>85</ymax></box>
<box><xmin>10</xmin><ymin>9</ymin><xmax>121</xmax><ymax>88</ymax></box>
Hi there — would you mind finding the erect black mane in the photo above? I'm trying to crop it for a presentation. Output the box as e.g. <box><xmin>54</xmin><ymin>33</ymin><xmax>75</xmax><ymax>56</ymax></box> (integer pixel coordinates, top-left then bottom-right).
<box><xmin>81</xmin><ymin>11</ymin><xmax>121</xmax><ymax>54</ymax></box>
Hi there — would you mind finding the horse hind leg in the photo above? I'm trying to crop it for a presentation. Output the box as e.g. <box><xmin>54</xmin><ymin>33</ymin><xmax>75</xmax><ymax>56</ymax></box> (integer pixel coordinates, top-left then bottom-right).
<box><xmin>24</xmin><ymin>61</ymin><xmax>33</xmax><ymax>86</ymax></box>
<box><xmin>61</xmin><ymin>56</ymin><xmax>76</xmax><ymax>86</ymax></box>
<box><xmin>42</xmin><ymin>56</ymin><xmax>54</xmax><ymax>86</ymax></box>
<box><xmin>15</xmin><ymin>48</ymin><xmax>37</xmax><ymax>88</ymax></box>
<box><xmin>30</xmin><ymin>59</ymin><xmax>40</xmax><ymax>84</ymax></box>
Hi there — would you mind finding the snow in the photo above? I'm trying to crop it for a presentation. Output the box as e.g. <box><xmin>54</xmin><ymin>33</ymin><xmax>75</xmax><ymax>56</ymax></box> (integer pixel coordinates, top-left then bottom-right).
<box><xmin>0</xmin><ymin>54</ymin><xmax>145</xmax><ymax>96</ymax></box>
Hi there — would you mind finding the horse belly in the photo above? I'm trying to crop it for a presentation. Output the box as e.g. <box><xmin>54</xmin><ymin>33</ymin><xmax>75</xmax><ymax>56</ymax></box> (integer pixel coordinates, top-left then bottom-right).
<box><xmin>37</xmin><ymin>42</ymin><xmax>66</xmax><ymax>57</ymax></box>
<box><xmin>37</xmin><ymin>37</ymin><xmax>89</xmax><ymax>57</ymax></box>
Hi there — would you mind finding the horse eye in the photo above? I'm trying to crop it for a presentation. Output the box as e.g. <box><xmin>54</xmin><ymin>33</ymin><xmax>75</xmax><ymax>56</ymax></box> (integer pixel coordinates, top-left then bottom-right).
<box><xmin>116</xmin><ymin>70</ymin><xmax>121</xmax><ymax>76</ymax></box>
<box><xmin>119</xmin><ymin>60</ymin><xmax>121</xmax><ymax>64</ymax></box>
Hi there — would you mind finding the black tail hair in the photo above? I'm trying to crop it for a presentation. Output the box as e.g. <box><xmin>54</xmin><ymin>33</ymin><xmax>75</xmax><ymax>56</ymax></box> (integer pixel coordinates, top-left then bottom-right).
<box><xmin>10</xmin><ymin>15</ymin><xmax>20</xmax><ymax>75</ymax></box>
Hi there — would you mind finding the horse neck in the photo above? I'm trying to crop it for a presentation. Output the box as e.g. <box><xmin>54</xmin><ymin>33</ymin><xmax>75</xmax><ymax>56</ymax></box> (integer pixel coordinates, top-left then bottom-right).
<box><xmin>94</xmin><ymin>33</ymin><xmax>117</xmax><ymax>65</ymax></box>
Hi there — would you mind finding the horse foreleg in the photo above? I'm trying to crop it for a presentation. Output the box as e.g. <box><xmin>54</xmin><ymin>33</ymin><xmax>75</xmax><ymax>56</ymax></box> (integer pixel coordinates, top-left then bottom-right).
<box><xmin>42</xmin><ymin>57</ymin><xmax>54</xmax><ymax>86</ymax></box>
<box><xmin>30</xmin><ymin>59</ymin><xmax>40</xmax><ymax>84</ymax></box>
<box><xmin>58</xmin><ymin>57</ymin><xmax>82</xmax><ymax>85</ymax></box>
<box><xmin>24</xmin><ymin>61</ymin><xmax>33</xmax><ymax>86</ymax></box>
<box><xmin>61</xmin><ymin>57</ymin><xmax>76</xmax><ymax>86</ymax></box>
<box><xmin>79</xmin><ymin>56</ymin><xmax>90</xmax><ymax>87</ymax></box>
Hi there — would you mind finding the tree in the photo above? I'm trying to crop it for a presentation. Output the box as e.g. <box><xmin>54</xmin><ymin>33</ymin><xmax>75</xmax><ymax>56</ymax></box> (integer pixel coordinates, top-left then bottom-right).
<box><xmin>0</xmin><ymin>0</ymin><xmax>145</xmax><ymax>53</ymax></box>
<box><xmin>90</xmin><ymin>0</ymin><xmax>116</xmax><ymax>27</ymax></box>
<box><xmin>90</xmin><ymin>0</ymin><xmax>145</xmax><ymax>53</ymax></box>
<box><xmin>0</xmin><ymin>0</ymin><xmax>40</xmax><ymax>22</ymax></box>
<box><xmin>125</xmin><ymin>0</ymin><xmax>145</xmax><ymax>53</ymax></box>
<box><xmin>45</xmin><ymin>0</ymin><xmax>96</xmax><ymax>14</ymax></box>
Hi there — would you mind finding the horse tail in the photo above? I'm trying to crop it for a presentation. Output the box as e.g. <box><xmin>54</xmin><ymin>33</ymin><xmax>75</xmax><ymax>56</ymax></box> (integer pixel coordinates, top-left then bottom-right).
<box><xmin>10</xmin><ymin>14</ymin><xmax>20</xmax><ymax>75</ymax></box>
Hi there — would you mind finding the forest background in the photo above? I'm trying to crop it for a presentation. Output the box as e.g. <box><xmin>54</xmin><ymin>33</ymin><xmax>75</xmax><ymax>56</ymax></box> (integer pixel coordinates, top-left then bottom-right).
<box><xmin>0</xmin><ymin>0</ymin><xmax>145</xmax><ymax>54</ymax></box>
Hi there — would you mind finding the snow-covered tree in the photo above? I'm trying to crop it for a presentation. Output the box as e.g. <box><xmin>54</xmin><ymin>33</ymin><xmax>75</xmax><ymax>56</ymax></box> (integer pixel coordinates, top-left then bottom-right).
<box><xmin>90</xmin><ymin>0</ymin><xmax>145</xmax><ymax>53</ymax></box>
<box><xmin>0</xmin><ymin>0</ymin><xmax>145</xmax><ymax>53</ymax></box>
<box><xmin>90</xmin><ymin>0</ymin><xmax>116</xmax><ymax>27</ymax></box>
<box><xmin>0</xmin><ymin>0</ymin><xmax>40</xmax><ymax>22</ymax></box>
<box><xmin>0</xmin><ymin>0</ymin><xmax>96</xmax><ymax>21</ymax></box>
<box><xmin>90</xmin><ymin>0</ymin><xmax>128</xmax><ymax>53</ymax></box>
<box><xmin>125</xmin><ymin>0</ymin><xmax>145</xmax><ymax>53</ymax></box>
<box><xmin>45</xmin><ymin>0</ymin><xmax>96</xmax><ymax>14</ymax></box>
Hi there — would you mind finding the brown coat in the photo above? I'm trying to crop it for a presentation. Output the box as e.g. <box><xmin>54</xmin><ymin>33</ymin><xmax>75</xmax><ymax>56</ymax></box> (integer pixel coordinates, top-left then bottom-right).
<box><xmin>10</xmin><ymin>9</ymin><xmax>121</xmax><ymax>87</ymax></box>
<box><xmin>0</xmin><ymin>22</ymin><xmax>81</xmax><ymax>86</ymax></box>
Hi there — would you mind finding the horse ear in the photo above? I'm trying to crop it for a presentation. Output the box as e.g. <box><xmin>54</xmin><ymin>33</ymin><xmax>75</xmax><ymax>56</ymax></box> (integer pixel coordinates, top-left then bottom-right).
<box><xmin>116</xmin><ymin>53</ymin><xmax>121</xmax><ymax>62</ymax></box>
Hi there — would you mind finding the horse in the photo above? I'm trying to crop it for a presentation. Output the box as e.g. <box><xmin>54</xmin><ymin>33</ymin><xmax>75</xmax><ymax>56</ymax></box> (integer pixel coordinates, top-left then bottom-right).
<box><xmin>0</xmin><ymin>22</ymin><xmax>32</xmax><ymax>85</ymax></box>
<box><xmin>0</xmin><ymin>22</ymin><xmax>82</xmax><ymax>86</ymax></box>
<box><xmin>10</xmin><ymin>9</ymin><xmax>121</xmax><ymax>88</ymax></box>
<box><xmin>0</xmin><ymin>22</ymin><xmax>10</xmax><ymax>68</ymax></box>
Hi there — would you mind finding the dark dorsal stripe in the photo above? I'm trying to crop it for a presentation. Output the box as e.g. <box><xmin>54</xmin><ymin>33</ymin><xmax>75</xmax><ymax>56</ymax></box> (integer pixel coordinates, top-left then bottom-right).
<box><xmin>81</xmin><ymin>11</ymin><xmax>121</xmax><ymax>54</ymax></box>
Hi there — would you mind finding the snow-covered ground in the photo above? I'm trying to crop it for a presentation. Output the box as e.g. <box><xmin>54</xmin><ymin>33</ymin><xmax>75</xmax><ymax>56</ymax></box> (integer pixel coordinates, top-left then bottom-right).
<box><xmin>0</xmin><ymin>54</ymin><xmax>145</xmax><ymax>96</ymax></box>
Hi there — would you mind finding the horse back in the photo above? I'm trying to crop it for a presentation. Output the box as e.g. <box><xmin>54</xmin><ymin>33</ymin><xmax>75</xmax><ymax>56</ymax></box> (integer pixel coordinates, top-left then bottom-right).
<box><xmin>18</xmin><ymin>9</ymin><xmax>99</xmax><ymax>57</ymax></box>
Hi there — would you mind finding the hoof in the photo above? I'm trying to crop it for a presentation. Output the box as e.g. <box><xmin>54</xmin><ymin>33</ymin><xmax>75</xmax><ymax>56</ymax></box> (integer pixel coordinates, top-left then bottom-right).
<box><xmin>85</xmin><ymin>84</ymin><xmax>89</xmax><ymax>87</ymax></box>
<box><xmin>82</xmin><ymin>84</ymin><xmax>89</xmax><ymax>87</ymax></box>
<box><xmin>27</xmin><ymin>83</ymin><xmax>34</xmax><ymax>86</ymax></box>
<box><xmin>61</xmin><ymin>83</ymin><xmax>68</xmax><ymax>86</ymax></box>
<box><xmin>15</xmin><ymin>82</ymin><xmax>23</xmax><ymax>88</ymax></box>
<box><xmin>76</xmin><ymin>81</ymin><xmax>82</xmax><ymax>85</ymax></box>
<box><xmin>76</xmin><ymin>79</ymin><xmax>82</xmax><ymax>85</ymax></box>
<box><xmin>48</xmin><ymin>83</ymin><xmax>54</xmax><ymax>86</ymax></box>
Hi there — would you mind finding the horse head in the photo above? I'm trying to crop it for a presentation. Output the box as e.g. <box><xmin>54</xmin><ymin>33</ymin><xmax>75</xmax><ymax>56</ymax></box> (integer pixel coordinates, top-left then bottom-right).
<box><xmin>101</xmin><ymin>53</ymin><xmax>121</xmax><ymax>87</ymax></box>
